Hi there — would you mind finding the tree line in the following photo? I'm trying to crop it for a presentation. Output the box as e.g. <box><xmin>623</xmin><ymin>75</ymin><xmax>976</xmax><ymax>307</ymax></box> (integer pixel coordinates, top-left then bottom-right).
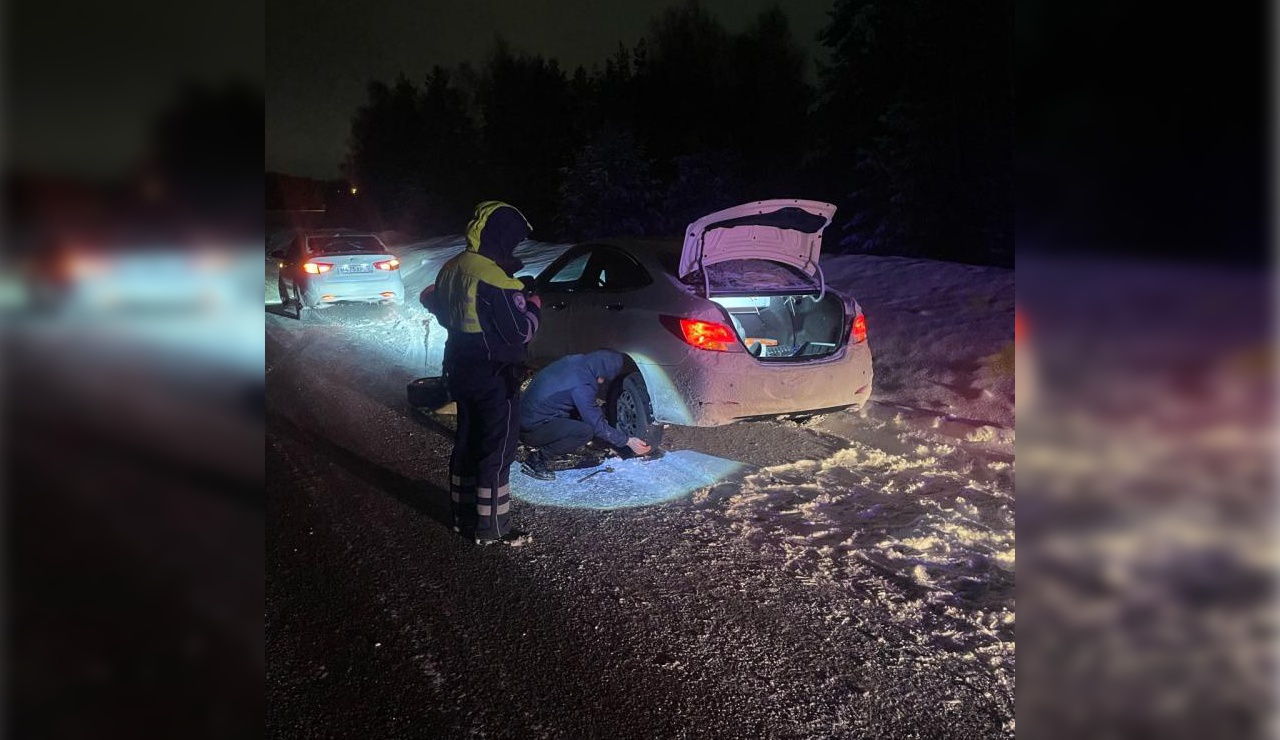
<box><xmin>343</xmin><ymin>0</ymin><xmax>1012</xmax><ymax>266</ymax></box>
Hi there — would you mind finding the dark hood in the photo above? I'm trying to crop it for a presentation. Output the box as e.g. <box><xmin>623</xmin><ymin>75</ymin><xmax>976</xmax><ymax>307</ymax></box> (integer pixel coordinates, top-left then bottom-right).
<box><xmin>582</xmin><ymin>349</ymin><xmax>626</xmax><ymax>381</ymax></box>
<box><xmin>466</xmin><ymin>201</ymin><xmax>531</xmax><ymax>273</ymax></box>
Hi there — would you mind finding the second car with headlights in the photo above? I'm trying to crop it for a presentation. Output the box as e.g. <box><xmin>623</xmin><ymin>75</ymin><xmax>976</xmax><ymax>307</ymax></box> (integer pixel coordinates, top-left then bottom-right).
<box><xmin>271</xmin><ymin>229</ymin><xmax>404</xmax><ymax>312</ymax></box>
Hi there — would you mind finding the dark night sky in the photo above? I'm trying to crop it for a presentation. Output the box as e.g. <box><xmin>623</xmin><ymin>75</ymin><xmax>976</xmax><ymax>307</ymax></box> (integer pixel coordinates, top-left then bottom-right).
<box><xmin>266</xmin><ymin>0</ymin><xmax>835</xmax><ymax>179</ymax></box>
<box><xmin>8</xmin><ymin>0</ymin><xmax>264</xmax><ymax>178</ymax></box>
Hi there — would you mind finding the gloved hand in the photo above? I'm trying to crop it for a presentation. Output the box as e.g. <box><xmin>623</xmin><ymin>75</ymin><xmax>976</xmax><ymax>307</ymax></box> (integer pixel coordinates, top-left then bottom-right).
<box><xmin>626</xmin><ymin>437</ymin><xmax>652</xmax><ymax>456</ymax></box>
<box><xmin>497</xmin><ymin>256</ymin><xmax>526</xmax><ymax>277</ymax></box>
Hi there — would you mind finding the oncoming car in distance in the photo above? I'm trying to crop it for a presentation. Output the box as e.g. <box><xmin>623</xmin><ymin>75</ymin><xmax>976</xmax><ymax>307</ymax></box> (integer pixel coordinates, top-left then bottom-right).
<box><xmin>525</xmin><ymin>199</ymin><xmax>873</xmax><ymax>444</ymax></box>
<box><xmin>270</xmin><ymin>229</ymin><xmax>404</xmax><ymax>314</ymax></box>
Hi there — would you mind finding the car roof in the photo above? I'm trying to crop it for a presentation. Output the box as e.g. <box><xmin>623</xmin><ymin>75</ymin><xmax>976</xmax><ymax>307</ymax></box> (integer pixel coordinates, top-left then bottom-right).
<box><xmin>576</xmin><ymin>239</ymin><xmax>830</xmax><ymax>294</ymax></box>
<box><xmin>577</xmin><ymin>238</ymin><xmax>681</xmax><ymax>272</ymax></box>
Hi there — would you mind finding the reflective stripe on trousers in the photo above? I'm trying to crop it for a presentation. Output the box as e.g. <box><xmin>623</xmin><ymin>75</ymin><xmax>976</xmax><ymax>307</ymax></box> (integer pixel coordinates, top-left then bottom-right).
<box><xmin>475</xmin><ymin>396</ymin><xmax>518</xmax><ymax>537</ymax></box>
<box><xmin>450</xmin><ymin>475</ymin><xmax>477</xmax><ymax>530</ymax></box>
<box><xmin>448</xmin><ymin>366</ymin><xmax>520</xmax><ymax>539</ymax></box>
<box><xmin>476</xmin><ymin>484</ymin><xmax>512</xmax><ymax>517</ymax></box>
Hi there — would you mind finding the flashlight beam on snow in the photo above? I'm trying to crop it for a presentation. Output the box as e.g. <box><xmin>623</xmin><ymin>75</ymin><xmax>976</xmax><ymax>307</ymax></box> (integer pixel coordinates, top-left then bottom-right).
<box><xmin>510</xmin><ymin>449</ymin><xmax>746</xmax><ymax>509</ymax></box>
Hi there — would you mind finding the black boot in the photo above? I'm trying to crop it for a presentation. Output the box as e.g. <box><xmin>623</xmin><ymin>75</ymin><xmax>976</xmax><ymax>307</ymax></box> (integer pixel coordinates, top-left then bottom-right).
<box><xmin>520</xmin><ymin>450</ymin><xmax>556</xmax><ymax>481</ymax></box>
<box><xmin>475</xmin><ymin>528</ymin><xmax>533</xmax><ymax>547</ymax></box>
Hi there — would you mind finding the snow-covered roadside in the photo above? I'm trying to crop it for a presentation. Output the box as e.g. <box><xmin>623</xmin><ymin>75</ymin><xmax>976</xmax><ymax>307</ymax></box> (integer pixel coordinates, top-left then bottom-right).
<box><xmin>659</xmin><ymin>405</ymin><xmax>1015</xmax><ymax>722</ymax></box>
<box><xmin>265</xmin><ymin>236</ymin><xmax>1015</xmax><ymax>435</ymax></box>
<box><xmin>1013</xmin><ymin>256</ymin><xmax>1270</xmax><ymax>735</ymax></box>
<box><xmin>264</xmin><ymin>235</ymin><xmax>1016</xmax><ymax>734</ymax></box>
<box><xmin>825</xmin><ymin>255</ymin><xmax>1015</xmax><ymax>433</ymax></box>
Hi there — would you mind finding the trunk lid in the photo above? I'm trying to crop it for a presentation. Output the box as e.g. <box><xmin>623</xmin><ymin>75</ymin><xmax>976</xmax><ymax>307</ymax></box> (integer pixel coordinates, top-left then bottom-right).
<box><xmin>305</xmin><ymin>234</ymin><xmax>397</xmax><ymax>282</ymax></box>
<box><xmin>321</xmin><ymin>252</ymin><xmax>397</xmax><ymax>281</ymax></box>
<box><xmin>678</xmin><ymin>199</ymin><xmax>836</xmax><ymax>288</ymax></box>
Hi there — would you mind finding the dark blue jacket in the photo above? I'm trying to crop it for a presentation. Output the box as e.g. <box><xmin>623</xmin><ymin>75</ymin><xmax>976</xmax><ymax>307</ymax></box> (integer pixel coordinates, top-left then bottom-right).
<box><xmin>521</xmin><ymin>350</ymin><xmax>629</xmax><ymax>447</ymax></box>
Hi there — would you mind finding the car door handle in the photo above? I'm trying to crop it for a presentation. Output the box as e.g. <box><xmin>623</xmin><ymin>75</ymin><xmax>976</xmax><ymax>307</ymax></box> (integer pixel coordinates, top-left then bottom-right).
<box><xmin>605</xmin><ymin>303</ymin><xmax>624</xmax><ymax>311</ymax></box>
<box><xmin>548</xmin><ymin>301</ymin><xmax>567</xmax><ymax>310</ymax></box>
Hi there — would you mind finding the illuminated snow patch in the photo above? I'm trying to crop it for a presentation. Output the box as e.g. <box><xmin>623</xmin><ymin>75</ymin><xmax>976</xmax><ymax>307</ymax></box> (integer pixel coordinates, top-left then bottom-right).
<box><xmin>510</xmin><ymin>449</ymin><xmax>746</xmax><ymax>509</ymax></box>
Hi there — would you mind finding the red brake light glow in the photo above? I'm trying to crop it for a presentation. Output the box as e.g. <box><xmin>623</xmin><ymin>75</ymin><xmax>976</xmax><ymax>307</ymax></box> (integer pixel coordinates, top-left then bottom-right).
<box><xmin>678</xmin><ymin>318</ymin><xmax>737</xmax><ymax>352</ymax></box>
<box><xmin>374</xmin><ymin>258</ymin><xmax>400</xmax><ymax>271</ymax></box>
<box><xmin>65</xmin><ymin>253</ymin><xmax>110</xmax><ymax>279</ymax></box>
<box><xmin>852</xmin><ymin>313</ymin><xmax>867</xmax><ymax>343</ymax></box>
<box><xmin>304</xmin><ymin>261</ymin><xmax>333</xmax><ymax>275</ymax></box>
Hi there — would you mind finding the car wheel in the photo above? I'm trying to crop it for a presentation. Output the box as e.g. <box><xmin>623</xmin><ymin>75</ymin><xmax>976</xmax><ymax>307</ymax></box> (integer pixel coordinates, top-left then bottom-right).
<box><xmin>607</xmin><ymin>371</ymin><xmax>663</xmax><ymax>449</ymax></box>
<box><xmin>293</xmin><ymin>285</ymin><xmax>314</xmax><ymax>320</ymax></box>
<box><xmin>277</xmin><ymin>277</ymin><xmax>290</xmax><ymax>305</ymax></box>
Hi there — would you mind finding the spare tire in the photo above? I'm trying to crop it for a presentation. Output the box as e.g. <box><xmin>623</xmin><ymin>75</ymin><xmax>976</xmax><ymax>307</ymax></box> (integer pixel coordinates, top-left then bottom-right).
<box><xmin>606</xmin><ymin>370</ymin><xmax>663</xmax><ymax>450</ymax></box>
<box><xmin>408</xmin><ymin>376</ymin><xmax>450</xmax><ymax>409</ymax></box>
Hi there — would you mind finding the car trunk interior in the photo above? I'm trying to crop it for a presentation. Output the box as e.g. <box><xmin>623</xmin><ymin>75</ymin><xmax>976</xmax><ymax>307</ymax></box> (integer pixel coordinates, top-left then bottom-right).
<box><xmin>711</xmin><ymin>293</ymin><xmax>846</xmax><ymax>360</ymax></box>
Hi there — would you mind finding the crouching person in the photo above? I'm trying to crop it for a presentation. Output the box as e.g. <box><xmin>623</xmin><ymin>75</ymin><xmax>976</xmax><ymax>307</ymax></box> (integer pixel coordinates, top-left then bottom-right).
<box><xmin>519</xmin><ymin>349</ymin><xmax>652</xmax><ymax>480</ymax></box>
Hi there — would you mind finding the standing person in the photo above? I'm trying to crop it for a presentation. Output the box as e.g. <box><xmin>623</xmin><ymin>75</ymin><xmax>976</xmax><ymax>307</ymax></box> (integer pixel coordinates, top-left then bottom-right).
<box><xmin>429</xmin><ymin>201</ymin><xmax>541</xmax><ymax>545</ymax></box>
<box><xmin>519</xmin><ymin>350</ymin><xmax>653</xmax><ymax>481</ymax></box>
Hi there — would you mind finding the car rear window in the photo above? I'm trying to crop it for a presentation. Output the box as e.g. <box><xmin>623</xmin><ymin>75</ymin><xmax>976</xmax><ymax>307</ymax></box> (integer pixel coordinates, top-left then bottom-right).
<box><xmin>307</xmin><ymin>235</ymin><xmax>385</xmax><ymax>254</ymax></box>
<box><xmin>684</xmin><ymin>259</ymin><xmax>817</xmax><ymax>292</ymax></box>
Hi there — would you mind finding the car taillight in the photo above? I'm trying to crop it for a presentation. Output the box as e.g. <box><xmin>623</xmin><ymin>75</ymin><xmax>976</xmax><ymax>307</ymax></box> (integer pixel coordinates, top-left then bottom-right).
<box><xmin>374</xmin><ymin>258</ymin><xmax>400</xmax><ymax>271</ymax></box>
<box><xmin>65</xmin><ymin>253</ymin><xmax>110</xmax><ymax>278</ymax></box>
<box><xmin>304</xmin><ymin>261</ymin><xmax>333</xmax><ymax>274</ymax></box>
<box><xmin>852</xmin><ymin>313</ymin><xmax>867</xmax><ymax>343</ymax></box>
<box><xmin>677</xmin><ymin>318</ymin><xmax>737</xmax><ymax>352</ymax></box>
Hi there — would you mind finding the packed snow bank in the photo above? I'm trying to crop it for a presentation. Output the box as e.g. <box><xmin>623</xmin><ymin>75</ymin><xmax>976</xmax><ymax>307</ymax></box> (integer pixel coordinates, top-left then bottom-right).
<box><xmin>822</xmin><ymin>254</ymin><xmax>1015</xmax><ymax>430</ymax></box>
<box><xmin>1014</xmin><ymin>256</ymin><xmax>1267</xmax><ymax>735</ymax></box>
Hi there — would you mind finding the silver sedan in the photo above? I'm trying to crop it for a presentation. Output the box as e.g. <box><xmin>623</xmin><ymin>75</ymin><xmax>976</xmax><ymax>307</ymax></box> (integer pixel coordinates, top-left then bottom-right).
<box><xmin>527</xmin><ymin>199</ymin><xmax>873</xmax><ymax>442</ymax></box>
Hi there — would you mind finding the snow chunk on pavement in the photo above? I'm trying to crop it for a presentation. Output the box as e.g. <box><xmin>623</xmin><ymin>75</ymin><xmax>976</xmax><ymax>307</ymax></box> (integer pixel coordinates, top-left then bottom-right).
<box><xmin>510</xmin><ymin>450</ymin><xmax>748</xmax><ymax>509</ymax></box>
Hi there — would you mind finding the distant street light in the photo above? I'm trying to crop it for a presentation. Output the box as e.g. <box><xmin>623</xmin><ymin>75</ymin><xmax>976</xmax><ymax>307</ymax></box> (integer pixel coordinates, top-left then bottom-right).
<box><xmin>350</xmin><ymin>186</ymin><xmax>358</xmax><ymax>195</ymax></box>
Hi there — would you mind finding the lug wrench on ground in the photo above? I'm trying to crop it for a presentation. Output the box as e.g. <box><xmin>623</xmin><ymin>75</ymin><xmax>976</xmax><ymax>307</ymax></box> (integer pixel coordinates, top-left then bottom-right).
<box><xmin>576</xmin><ymin>466</ymin><xmax>615</xmax><ymax>483</ymax></box>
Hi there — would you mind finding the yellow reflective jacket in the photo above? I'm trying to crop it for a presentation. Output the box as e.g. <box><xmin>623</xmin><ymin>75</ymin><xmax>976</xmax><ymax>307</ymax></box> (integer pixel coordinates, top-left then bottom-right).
<box><xmin>432</xmin><ymin>201</ymin><xmax>540</xmax><ymax>366</ymax></box>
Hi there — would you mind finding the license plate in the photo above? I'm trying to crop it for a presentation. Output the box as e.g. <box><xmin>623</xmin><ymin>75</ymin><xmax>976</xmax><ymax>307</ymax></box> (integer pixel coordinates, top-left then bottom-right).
<box><xmin>339</xmin><ymin>263</ymin><xmax>373</xmax><ymax>274</ymax></box>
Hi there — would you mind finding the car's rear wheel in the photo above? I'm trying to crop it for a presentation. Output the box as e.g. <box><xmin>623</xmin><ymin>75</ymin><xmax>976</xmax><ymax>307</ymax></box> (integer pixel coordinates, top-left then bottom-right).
<box><xmin>291</xmin><ymin>284</ymin><xmax>320</xmax><ymax>320</ymax></box>
<box><xmin>607</xmin><ymin>371</ymin><xmax>663</xmax><ymax>450</ymax></box>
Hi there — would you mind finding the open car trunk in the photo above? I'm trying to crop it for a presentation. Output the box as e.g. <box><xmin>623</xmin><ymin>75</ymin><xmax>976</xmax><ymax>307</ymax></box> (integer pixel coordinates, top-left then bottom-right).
<box><xmin>687</xmin><ymin>259</ymin><xmax>848</xmax><ymax>361</ymax></box>
<box><xmin>711</xmin><ymin>293</ymin><xmax>846</xmax><ymax>360</ymax></box>
<box><xmin>679</xmin><ymin>200</ymin><xmax>847</xmax><ymax>362</ymax></box>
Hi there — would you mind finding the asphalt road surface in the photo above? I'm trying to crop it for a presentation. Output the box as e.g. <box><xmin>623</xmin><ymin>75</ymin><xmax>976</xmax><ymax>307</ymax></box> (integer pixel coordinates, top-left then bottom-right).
<box><xmin>265</xmin><ymin>301</ymin><xmax>1013</xmax><ymax>739</ymax></box>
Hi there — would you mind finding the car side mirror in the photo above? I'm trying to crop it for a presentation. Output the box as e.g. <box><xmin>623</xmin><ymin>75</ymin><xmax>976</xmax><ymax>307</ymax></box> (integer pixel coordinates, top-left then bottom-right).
<box><xmin>269</xmin><ymin>249</ymin><xmax>285</xmax><ymax>260</ymax></box>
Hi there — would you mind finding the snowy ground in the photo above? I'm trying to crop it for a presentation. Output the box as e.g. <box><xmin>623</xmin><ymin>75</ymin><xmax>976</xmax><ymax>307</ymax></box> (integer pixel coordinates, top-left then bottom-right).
<box><xmin>1014</xmin><ymin>256</ymin><xmax>1272</xmax><ymax>737</ymax></box>
<box><xmin>266</xmin><ymin>236</ymin><xmax>1015</xmax><ymax>737</ymax></box>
